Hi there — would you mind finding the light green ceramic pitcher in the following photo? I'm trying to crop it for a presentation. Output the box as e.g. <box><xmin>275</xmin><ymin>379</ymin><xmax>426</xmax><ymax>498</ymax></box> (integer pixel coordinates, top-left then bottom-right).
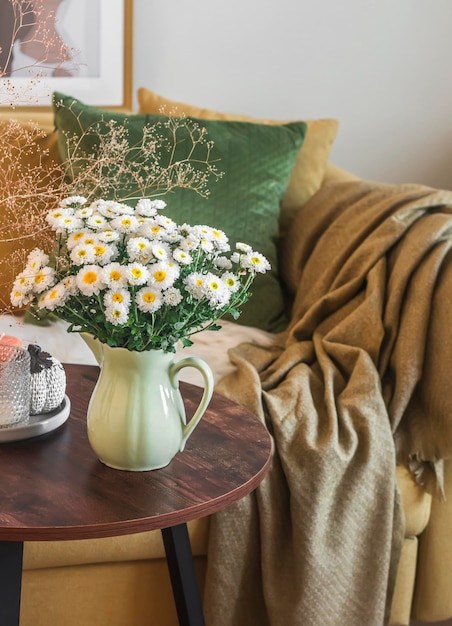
<box><xmin>81</xmin><ymin>333</ymin><xmax>214</xmax><ymax>471</ymax></box>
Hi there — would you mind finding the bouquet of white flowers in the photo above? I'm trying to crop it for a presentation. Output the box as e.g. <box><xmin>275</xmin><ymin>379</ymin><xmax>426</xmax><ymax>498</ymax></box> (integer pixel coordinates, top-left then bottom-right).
<box><xmin>11</xmin><ymin>195</ymin><xmax>270</xmax><ymax>352</ymax></box>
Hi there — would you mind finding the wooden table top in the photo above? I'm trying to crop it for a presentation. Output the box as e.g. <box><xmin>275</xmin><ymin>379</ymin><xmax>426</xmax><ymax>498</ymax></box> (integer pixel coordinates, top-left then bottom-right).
<box><xmin>0</xmin><ymin>363</ymin><xmax>272</xmax><ymax>542</ymax></box>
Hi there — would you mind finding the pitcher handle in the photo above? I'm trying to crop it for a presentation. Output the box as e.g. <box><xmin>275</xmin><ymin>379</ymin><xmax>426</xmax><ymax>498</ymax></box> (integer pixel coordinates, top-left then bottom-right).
<box><xmin>169</xmin><ymin>357</ymin><xmax>214</xmax><ymax>451</ymax></box>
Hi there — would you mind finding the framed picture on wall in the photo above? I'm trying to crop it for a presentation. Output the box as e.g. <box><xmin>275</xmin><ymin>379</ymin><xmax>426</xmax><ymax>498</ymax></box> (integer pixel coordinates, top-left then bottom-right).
<box><xmin>0</xmin><ymin>0</ymin><xmax>133</xmax><ymax>110</ymax></box>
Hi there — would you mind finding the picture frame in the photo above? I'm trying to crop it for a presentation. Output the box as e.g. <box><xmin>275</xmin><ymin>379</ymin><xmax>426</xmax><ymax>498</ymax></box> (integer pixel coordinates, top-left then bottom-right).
<box><xmin>0</xmin><ymin>0</ymin><xmax>133</xmax><ymax>110</ymax></box>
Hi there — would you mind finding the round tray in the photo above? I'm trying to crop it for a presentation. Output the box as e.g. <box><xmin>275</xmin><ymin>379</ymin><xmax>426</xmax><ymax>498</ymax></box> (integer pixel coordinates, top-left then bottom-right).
<box><xmin>0</xmin><ymin>395</ymin><xmax>71</xmax><ymax>443</ymax></box>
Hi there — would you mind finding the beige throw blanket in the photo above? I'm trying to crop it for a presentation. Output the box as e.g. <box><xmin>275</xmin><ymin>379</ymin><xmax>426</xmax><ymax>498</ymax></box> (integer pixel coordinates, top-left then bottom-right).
<box><xmin>204</xmin><ymin>180</ymin><xmax>452</xmax><ymax>626</ymax></box>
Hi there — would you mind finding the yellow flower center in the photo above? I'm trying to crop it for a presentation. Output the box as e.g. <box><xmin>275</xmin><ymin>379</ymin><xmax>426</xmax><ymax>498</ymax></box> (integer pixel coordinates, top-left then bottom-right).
<box><xmin>83</xmin><ymin>271</ymin><xmax>98</xmax><ymax>285</ymax></box>
<box><xmin>153</xmin><ymin>270</ymin><xmax>167</xmax><ymax>282</ymax></box>
<box><xmin>132</xmin><ymin>268</ymin><xmax>143</xmax><ymax>278</ymax></box>
<box><xmin>35</xmin><ymin>272</ymin><xmax>44</xmax><ymax>284</ymax></box>
<box><xmin>94</xmin><ymin>245</ymin><xmax>107</xmax><ymax>255</ymax></box>
<box><xmin>112</xmin><ymin>293</ymin><xmax>124</xmax><ymax>303</ymax></box>
<box><xmin>109</xmin><ymin>270</ymin><xmax>121</xmax><ymax>281</ymax></box>
<box><xmin>143</xmin><ymin>292</ymin><xmax>155</xmax><ymax>303</ymax></box>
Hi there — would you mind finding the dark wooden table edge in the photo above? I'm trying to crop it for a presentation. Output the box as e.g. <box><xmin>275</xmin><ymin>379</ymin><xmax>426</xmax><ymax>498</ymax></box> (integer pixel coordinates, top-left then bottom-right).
<box><xmin>0</xmin><ymin>443</ymin><xmax>272</xmax><ymax>543</ymax></box>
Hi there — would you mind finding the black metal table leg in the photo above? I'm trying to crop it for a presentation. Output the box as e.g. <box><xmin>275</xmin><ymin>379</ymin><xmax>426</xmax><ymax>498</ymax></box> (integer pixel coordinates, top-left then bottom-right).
<box><xmin>161</xmin><ymin>524</ymin><xmax>205</xmax><ymax>626</ymax></box>
<box><xmin>0</xmin><ymin>541</ymin><xmax>23</xmax><ymax>626</ymax></box>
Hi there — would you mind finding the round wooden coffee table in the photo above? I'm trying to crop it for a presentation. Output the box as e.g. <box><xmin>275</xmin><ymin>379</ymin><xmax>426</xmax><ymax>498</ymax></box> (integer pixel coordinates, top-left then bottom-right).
<box><xmin>0</xmin><ymin>363</ymin><xmax>272</xmax><ymax>626</ymax></box>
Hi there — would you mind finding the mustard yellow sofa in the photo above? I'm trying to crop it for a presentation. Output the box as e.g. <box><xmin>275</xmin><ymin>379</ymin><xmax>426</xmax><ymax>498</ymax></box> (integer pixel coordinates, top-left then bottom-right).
<box><xmin>1</xmin><ymin>92</ymin><xmax>451</xmax><ymax>626</ymax></box>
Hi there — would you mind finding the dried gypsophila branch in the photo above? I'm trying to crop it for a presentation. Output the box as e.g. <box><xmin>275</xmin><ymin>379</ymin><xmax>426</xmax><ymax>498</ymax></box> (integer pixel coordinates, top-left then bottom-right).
<box><xmin>55</xmin><ymin>100</ymin><xmax>223</xmax><ymax>203</ymax></box>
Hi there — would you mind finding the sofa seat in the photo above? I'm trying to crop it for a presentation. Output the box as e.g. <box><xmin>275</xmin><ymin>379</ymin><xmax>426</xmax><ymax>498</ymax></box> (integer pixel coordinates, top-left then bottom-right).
<box><xmin>20</xmin><ymin>520</ymin><xmax>209</xmax><ymax>626</ymax></box>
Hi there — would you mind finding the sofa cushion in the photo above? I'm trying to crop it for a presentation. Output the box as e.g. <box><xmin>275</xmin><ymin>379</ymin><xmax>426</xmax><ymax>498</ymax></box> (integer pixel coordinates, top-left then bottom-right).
<box><xmin>396</xmin><ymin>465</ymin><xmax>431</xmax><ymax>537</ymax></box>
<box><xmin>53</xmin><ymin>92</ymin><xmax>307</xmax><ymax>332</ymax></box>
<box><xmin>137</xmin><ymin>87</ymin><xmax>339</xmax><ymax>233</ymax></box>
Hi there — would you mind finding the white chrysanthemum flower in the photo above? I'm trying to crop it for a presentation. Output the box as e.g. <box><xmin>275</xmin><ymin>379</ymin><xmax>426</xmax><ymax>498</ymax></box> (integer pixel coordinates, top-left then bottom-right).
<box><xmin>230</xmin><ymin>252</ymin><xmax>241</xmax><ymax>264</ymax></box>
<box><xmin>155</xmin><ymin>214</ymin><xmax>177</xmax><ymax>232</ymax></box>
<box><xmin>46</xmin><ymin>208</ymin><xmax>74</xmax><ymax>230</ymax></box>
<box><xmin>126</xmin><ymin>262</ymin><xmax>149</xmax><ymax>286</ymax></box>
<box><xmin>135</xmin><ymin>286</ymin><xmax>163</xmax><ymax>313</ymax></box>
<box><xmin>98</xmin><ymin>229</ymin><xmax>120</xmax><ymax>243</ymax></box>
<box><xmin>240</xmin><ymin>251</ymin><xmax>271</xmax><ymax>274</ymax></box>
<box><xmin>163</xmin><ymin>287</ymin><xmax>183</xmax><ymax>307</ymax></box>
<box><xmin>10</xmin><ymin>286</ymin><xmax>32</xmax><ymax>308</ymax></box>
<box><xmin>204</xmin><ymin>273</ymin><xmax>230</xmax><ymax>308</ymax></box>
<box><xmin>32</xmin><ymin>266</ymin><xmax>55</xmax><ymax>293</ymax></box>
<box><xmin>151</xmin><ymin>199</ymin><xmax>167</xmax><ymax>211</ymax></box>
<box><xmin>102</xmin><ymin>262</ymin><xmax>128</xmax><ymax>288</ymax></box>
<box><xmin>126</xmin><ymin>237</ymin><xmax>153</xmax><ymax>262</ymax></box>
<box><xmin>70</xmin><ymin>244</ymin><xmax>96</xmax><ymax>266</ymax></box>
<box><xmin>26</xmin><ymin>248</ymin><xmax>49</xmax><ymax>271</ymax></box>
<box><xmin>60</xmin><ymin>196</ymin><xmax>87</xmax><ymax>208</ymax></box>
<box><xmin>236</xmin><ymin>242</ymin><xmax>253</xmax><ymax>253</ymax></box>
<box><xmin>211</xmin><ymin>228</ymin><xmax>229</xmax><ymax>251</ymax></box>
<box><xmin>173</xmin><ymin>248</ymin><xmax>193</xmax><ymax>265</ymax></box>
<box><xmin>184</xmin><ymin>273</ymin><xmax>206</xmax><ymax>300</ymax></box>
<box><xmin>80</xmin><ymin>234</ymin><xmax>97</xmax><ymax>246</ymax></box>
<box><xmin>75</xmin><ymin>206</ymin><xmax>93</xmax><ymax>218</ymax></box>
<box><xmin>111</xmin><ymin>214</ymin><xmax>139</xmax><ymax>234</ymax></box>
<box><xmin>93</xmin><ymin>243</ymin><xmax>117</xmax><ymax>266</ymax></box>
<box><xmin>148</xmin><ymin>261</ymin><xmax>177</xmax><ymax>290</ymax></box>
<box><xmin>94</xmin><ymin>200</ymin><xmax>133</xmax><ymax>217</ymax></box>
<box><xmin>105</xmin><ymin>303</ymin><xmax>129</xmax><ymax>326</ymax></box>
<box><xmin>222</xmin><ymin>272</ymin><xmax>241</xmax><ymax>293</ymax></box>
<box><xmin>103</xmin><ymin>288</ymin><xmax>131</xmax><ymax>309</ymax></box>
<box><xmin>200</xmin><ymin>238</ymin><xmax>214</xmax><ymax>253</ymax></box>
<box><xmin>76</xmin><ymin>265</ymin><xmax>106</xmax><ymax>296</ymax></box>
<box><xmin>41</xmin><ymin>283</ymin><xmax>70</xmax><ymax>311</ymax></box>
<box><xmin>137</xmin><ymin>220</ymin><xmax>163</xmax><ymax>239</ymax></box>
<box><xmin>135</xmin><ymin>198</ymin><xmax>158</xmax><ymax>217</ymax></box>
<box><xmin>86</xmin><ymin>214</ymin><xmax>108</xmax><ymax>231</ymax></box>
<box><xmin>214</xmin><ymin>256</ymin><xmax>233</xmax><ymax>270</ymax></box>
<box><xmin>179</xmin><ymin>234</ymin><xmax>200</xmax><ymax>252</ymax></box>
<box><xmin>66</xmin><ymin>230</ymin><xmax>89</xmax><ymax>250</ymax></box>
<box><xmin>61</xmin><ymin>275</ymin><xmax>78</xmax><ymax>295</ymax></box>
<box><xmin>163</xmin><ymin>231</ymin><xmax>183</xmax><ymax>245</ymax></box>
<box><xmin>57</xmin><ymin>215</ymin><xmax>84</xmax><ymax>233</ymax></box>
<box><xmin>114</xmin><ymin>202</ymin><xmax>135</xmax><ymax>215</ymax></box>
<box><xmin>12</xmin><ymin>271</ymin><xmax>33</xmax><ymax>294</ymax></box>
<box><xmin>151</xmin><ymin>242</ymin><xmax>171</xmax><ymax>260</ymax></box>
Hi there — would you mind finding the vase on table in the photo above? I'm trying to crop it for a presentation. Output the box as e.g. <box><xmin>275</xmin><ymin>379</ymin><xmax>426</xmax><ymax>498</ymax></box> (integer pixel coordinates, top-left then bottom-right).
<box><xmin>80</xmin><ymin>333</ymin><xmax>214</xmax><ymax>471</ymax></box>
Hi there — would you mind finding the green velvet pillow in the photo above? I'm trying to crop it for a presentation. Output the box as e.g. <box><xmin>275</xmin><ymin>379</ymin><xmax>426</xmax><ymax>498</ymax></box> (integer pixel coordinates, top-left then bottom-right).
<box><xmin>52</xmin><ymin>92</ymin><xmax>307</xmax><ymax>332</ymax></box>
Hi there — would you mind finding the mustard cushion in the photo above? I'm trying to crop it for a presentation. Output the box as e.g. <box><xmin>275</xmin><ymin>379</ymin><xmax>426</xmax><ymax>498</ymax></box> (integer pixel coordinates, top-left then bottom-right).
<box><xmin>137</xmin><ymin>87</ymin><xmax>339</xmax><ymax>232</ymax></box>
<box><xmin>53</xmin><ymin>92</ymin><xmax>307</xmax><ymax>332</ymax></box>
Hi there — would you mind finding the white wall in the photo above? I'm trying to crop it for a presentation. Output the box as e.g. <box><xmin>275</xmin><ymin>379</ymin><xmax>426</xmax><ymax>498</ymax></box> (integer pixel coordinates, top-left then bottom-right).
<box><xmin>133</xmin><ymin>0</ymin><xmax>452</xmax><ymax>190</ymax></box>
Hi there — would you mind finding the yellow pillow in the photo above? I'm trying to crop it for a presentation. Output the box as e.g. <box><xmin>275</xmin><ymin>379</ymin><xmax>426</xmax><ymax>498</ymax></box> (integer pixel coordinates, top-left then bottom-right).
<box><xmin>137</xmin><ymin>87</ymin><xmax>339</xmax><ymax>231</ymax></box>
